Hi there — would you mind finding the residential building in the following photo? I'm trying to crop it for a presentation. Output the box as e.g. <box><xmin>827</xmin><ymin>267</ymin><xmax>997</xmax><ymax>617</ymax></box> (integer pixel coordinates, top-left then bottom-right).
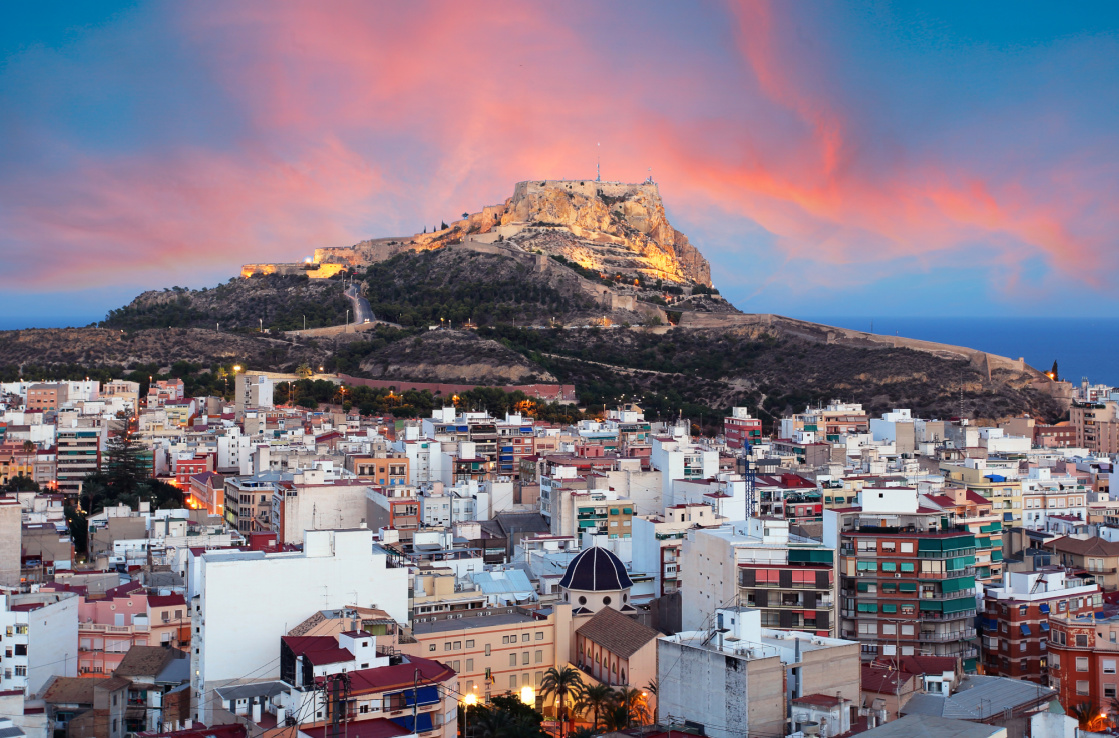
<box><xmin>1071</xmin><ymin>401</ymin><xmax>1119</xmax><ymax>454</ymax></box>
<box><xmin>682</xmin><ymin>518</ymin><xmax>835</xmax><ymax>635</ymax></box>
<box><xmin>1049</xmin><ymin>609</ymin><xmax>1119</xmax><ymax>714</ymax></box>
<box><xmin>926</xmin><ymin>488</ymin><xmax>1004</xmax><ymax>583</ymax></box>
<box><xmin>0</xmin><ymin>591</ymin><xmax>79</xmax><ymax>696</ymax></box>
<box><xmin>348</xmin><ymin>454</ymin><xmax>409</xmax><ymax>486</ymax></box>
<box><xmin>57</xmin><ymin>426</ymin><xmax>104</xmax><ymax>495</ymax></box>
<box><xmin>402</xmin><ymin>608</ymin><xmax>556</xmax><ymax>700</ymax></box>
<box><xmin>225</xmin><ymin>471</ymin><xmax>289</xmax><ymax>533</ymax></box>
<box><xmin>272</xmin><ymin>470</ymin><xmax>372</xmax><ymax>545</ymax></box>
<box><xmin>824</xmin><ymin>487</ymin><xmax>981</xmax><ymax>670</ymax></box>
<box><xmin>981</xmin><ymin>569</ymin><xmax>1101</xmax><ymax>684</ymax></box>
<box><xmin>0</xmin><ymin>498</ymin><xmax>20</xmax><ymax>588</ymax></box>
<box><xmin>26</xmin><ymin>384</ymin><xmax>68</xmax><ymax>412</ymax></box>
<box><xmin>723</xmin><ymin>407</ymin><xmax>762</xmax><ymax>450</ymax></box>
<box><xmin>657</xmin><ymin>607</ymin><xmax>860</xmax><ymax>738</ymax></box>
<box><xmin>1043</xmin><ymin>536</ymin><xmax>1119</xmax><ymax>591</ymax></box>
<box><xmin>631</xmin><ymin>503</ymin><xmax>722</xmax><ymax>597</ymax></box>
<box><xmin>940</xmin><ymin>458</ymin><xmax>1022</xmax><ymax>526</ymax></box>
<box><xmin>189</xmin><ymin>528</ymin><xmax>408</xmax><ymax>725</ymax></box>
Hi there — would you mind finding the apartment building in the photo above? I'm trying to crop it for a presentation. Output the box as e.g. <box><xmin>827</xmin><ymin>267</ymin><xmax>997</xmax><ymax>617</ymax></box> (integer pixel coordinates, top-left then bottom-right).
<box><xmin>926</xmin><ymin>487</ymin><xmax>1005</xmax><ymax>583</ymax></box>
<box><xmin>0</xmin><ymin>591</ymin><xmax>78</xmax><ymax>696</ymax></box>
<box><xmin>657</xmin><ymin>607</ymin><xmax>860</xmax><ymax>738</ymax></box>
<box><xmin>225</xmin><ymin>470</ymin><xmax>289</xmax><ymax>533</ymax></box>
<box><xmin>940</xmin><ymin>458</ymin><xmax>1022</xmax><ymax>526</ymax></box>
<box><xmin>824</xmin><ymin>488</ymin><xmax>980</xmax><ymax>671</ymax></box>
<box><xmin>57</xmin><ymin>425</ymin><xmax>104</xmax><ymax>495</ymax></box>
<box><xmin>632</xmin><ymin>503</ymin><xmax>722</xmax><ymax>597</ymax></box>
<box><xmin>981</xmin><ymin>570</ymin><xmax>1101</xmax><ymax>684</ymax></box>
<box><xmin>682</xmin><ymin>518</ymin><xmax>835</xmax><ymax>635</ymax></box>
<box><xmin>1049</xmin><ymin>609</ymin><xmax>1119</xmax><ymax>713</ymax></box>
<box><xmin>1043</xmin><ymin>537</ymin><xmax>1119</xmax><ymax>591</ymax></box>
<box><xmin>26</xmin><ymin>383</ymin><xmax>68</xmax><ymax>412</ymax></box>
<box><xmin>402</xmin><ymin>608</ymin><xmax>556</xmax><ymax>699</ymax></box>
<box><xmin>190</xmin><ymin>529</ymin><xmax>408</xmax><ymax>724</ymax></box>
<box><xmin>1071</xmin><ymin>401</ymin><xmax>1119</xmax><ymax>454</ymax></box>
<box><xmin>1020</xmin><ymin>467</ymin><xmax>1090</xmax><ymax>531</ymax></box>
<box><xmin>724</xmin><ymin>407</ymin><xmax>762</xmax><ymax>450</ymax></box>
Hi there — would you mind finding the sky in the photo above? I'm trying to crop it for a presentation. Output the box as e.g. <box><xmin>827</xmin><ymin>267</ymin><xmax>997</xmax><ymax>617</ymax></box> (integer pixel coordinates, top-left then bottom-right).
<box><xmin>2</xmin><ymin>1</ymin><xmax>1118</xmax><ymax>328</ymax></box>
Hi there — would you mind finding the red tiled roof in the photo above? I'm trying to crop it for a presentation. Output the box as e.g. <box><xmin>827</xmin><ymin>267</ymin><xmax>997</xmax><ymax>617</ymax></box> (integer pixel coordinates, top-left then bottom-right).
<box><xmin>148</xmin><ymin>594</ymin><xmax>186</xmax><ymax>607</ymax></box>
<box><xmin>322</xmin><ymin>656</ymin><xmax>454</xmax><ymax>695</ymax></box>
<box><xmin>792</xmin><ymin>693</ymin><xmax>845</xmax><ymax>707</ymax></box>
<box><xmin>300</xmin><ymin>720</ymin><xmax>408</xmax><ymax>738</ymax></box>
<box><xmin>861</xmin><ymin>664</ymin><xmax>916</xmax><ymax>694</ymax></box>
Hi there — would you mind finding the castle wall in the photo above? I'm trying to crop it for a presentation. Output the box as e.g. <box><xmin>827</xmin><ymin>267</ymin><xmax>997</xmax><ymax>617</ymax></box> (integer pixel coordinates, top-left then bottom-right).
<box><xmin>512</xmin><ymin>179</ymin><xmax>658</xmax><ymax>202</ymax></box>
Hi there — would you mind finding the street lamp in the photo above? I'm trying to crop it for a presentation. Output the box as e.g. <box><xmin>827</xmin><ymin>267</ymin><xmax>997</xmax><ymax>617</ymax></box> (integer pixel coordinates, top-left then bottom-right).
<box><xmin>519</xmin><ymin>685</ymin><xmax>535</xmax><ymax>706</ymax></box>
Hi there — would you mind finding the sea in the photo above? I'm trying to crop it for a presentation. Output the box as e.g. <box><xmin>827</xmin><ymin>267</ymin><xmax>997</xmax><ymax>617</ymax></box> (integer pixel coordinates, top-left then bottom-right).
<box><xmin>798</xmin><ymin>316</ymin><xmax>1119</xmax><ymax>388</ymax></box>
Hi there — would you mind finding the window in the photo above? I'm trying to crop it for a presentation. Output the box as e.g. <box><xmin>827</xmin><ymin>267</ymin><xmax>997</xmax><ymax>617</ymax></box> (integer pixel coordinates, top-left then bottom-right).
<box><xmin>900</xmin><ymin>562</ymin><xmax>915</xmax><ymax>573</ymax></box>
<box><xmin>1077</xmin><ymin>635</ymin><xmax>1089</xmax><ymax>647</ymax></box>
<box><xmin>466</xmin><ymin>659</ymin><xmax>473</xmax><ymax>671</ymax></box>
<box><xmin>1019</xmin><ymin>642</ymin><xmax>1027</xmax><ymax>652</ymax></box>
<box><xmin>14</xmin><ymin>665</ymin><xmax>26</xmax><ymax>676</ymax></box>
<box><xmin>881</xmin><ymin>562</ymin><xmax>897</xmax><ymax>572</ymax></box>
<box><xmin>454</xmin><ymin>641</ymin><xmax>462</xmax><ymax>650</ymax></box>
<box><xmin>902</xmin><ymin>624</ymin><xmax>915</xmax><ymax>636</ymax></box>
<box><xmin>466</xmin><ymin>640</ymin><xmax>474</xmax><ymax>648</ymax></box>
<box><xmin>510</xmin><ymin>654</ymin><xmax>517</xmax><ymax>667</ymax></box>
<box><xmin>444</xmin><ymin>642</ymin><xmax>451</xmax><ymax>651</ymax></box>
<box><xmin>502</xmin><ymin>636</ymin><xmax>510</xmax><ymax>644</ymax></box>
<box><xmin>510</xmin><ymin>675</ymin><xmax>517</xmax><ymax>690</ymax></box>
<box><xmin>881</xmin><ymin>541</ymin><xmax>896</xmax><ymax>551</ymax></box>
<box><xmin>1105</xmin><ymin>660</ymin><xmax>1117</xmax><ymax>675</ymax></box>
<box><xmin>535</xmin><ymin>632</ymin><xmax>543</xmax><ymax>641</ymax></box>
<box><xmin>1077</xmin><ymin>657</ymin><xmax>1090</xmax><ymax>672</ymax></box>
<box><xmin>485</xmin><ymin>644</ymin><xmax>491</xmax><ymax>656</ymax></box>
<box><xmin>1077</xmin><ymin>681</ymin><xmax>1090</xmax><ymax>696</ymax></box>
<box><xmin>901</xmin><ymin>542</ymin><xmax>914</xmax><ymax>553</ymax></box>
<box><xmin>428</xmin><ymin>645</ymin><xmax>436</xmax><ymax>652</ymax></box>
<box><xmin>882</xmin><ymin>624</ymin><xmax>896</xmax><ymax>635</ymax></box>
<box><xmin>522</xmin><ymin>634</ymin><xmax>530</xmax><ymax>643</ymax></box>
<box><xmin>522</xmin><ymin>652</ymin><xmax>530</xmax><ymax>665</ymax></box>
<box><xmin>1019</xmin><ymin>605</ymin><xmax>1028</xmax><ymax>616</ymax></box>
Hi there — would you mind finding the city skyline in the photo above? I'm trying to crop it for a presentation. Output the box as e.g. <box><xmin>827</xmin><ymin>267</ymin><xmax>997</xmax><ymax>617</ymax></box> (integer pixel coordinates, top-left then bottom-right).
<box><xmin>2</xmin><ymin>2</ymin><xmax>1118</xmax><ymax>326</ymax></box>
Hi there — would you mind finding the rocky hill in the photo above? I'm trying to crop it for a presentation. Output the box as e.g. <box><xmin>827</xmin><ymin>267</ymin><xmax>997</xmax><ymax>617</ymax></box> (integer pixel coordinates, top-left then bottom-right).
<box><xmin>6</xmin><ymin>178</ymin><xmax>1072</xmax><ymax>428</ymax></box>
<box><xmin>315</xmin><ymin>179</ymin><xmax>712</xmax><ymax>287</ymax></box>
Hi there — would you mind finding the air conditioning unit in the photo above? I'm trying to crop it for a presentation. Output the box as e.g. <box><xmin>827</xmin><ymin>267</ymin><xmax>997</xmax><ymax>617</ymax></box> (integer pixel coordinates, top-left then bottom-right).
<box><xmin>895</xmin><ymin>573</ymin><xmax>902</xmax><ymax>578</ymax></box>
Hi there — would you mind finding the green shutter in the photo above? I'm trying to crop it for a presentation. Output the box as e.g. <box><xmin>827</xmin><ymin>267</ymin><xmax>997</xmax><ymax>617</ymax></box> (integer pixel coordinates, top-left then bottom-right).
<box><xmin>942</xmin><ymin>597</ymin><xmax>977</xmax><ymax>614</ymax></box>
<box><xmin>881</xmin><ymin>562</ymin><xmax>897</xmax><ymax>572</ymax></box>
<box><xmin>900</xmin><ymin>582</ymin><xmax>917</xmax><ymax>592</ymax></box>
<box><xmin>858</xmin><ymin>582</ymin><xmax>871</xmax><ymax>592</ymax></box>
<box><xmin>990</xmin><ymin>550</ymin><xmax>1003</xmax><ymax>562</ymax></box>
<box><xmin>789</xmin><ymin>549</ymin><xmax>833</xmax><ymax>564</ymax></box>
<box><xmin>920</xmin><ymin>600</ymin><xmax>944</xmax><ymax>612</ymax></box>
<box><xmin>901</xmin><ymin>563</ymin><xmax>915</xmax><ymax>573</ymax></box>
<box><xmin>882</xmin><ymin>604</ymin><xmax>898</xmax><ymax>613</ymax></box>
<box><xmin>942</xmin><ymin>576</ymin><xmax>975</xmax><ymax>594</ymax></box>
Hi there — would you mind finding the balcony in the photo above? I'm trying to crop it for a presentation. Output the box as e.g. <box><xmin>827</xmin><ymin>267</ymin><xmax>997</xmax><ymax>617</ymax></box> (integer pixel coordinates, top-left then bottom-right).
<box><xmin>920</xmin><ymin>628</ymin><xmax>976</xmax><ymax>642</ymax></box>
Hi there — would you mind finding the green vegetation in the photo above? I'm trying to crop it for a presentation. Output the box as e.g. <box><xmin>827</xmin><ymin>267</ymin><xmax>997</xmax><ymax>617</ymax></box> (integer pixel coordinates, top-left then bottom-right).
<box><xmin>363</xmin><ymin>250</ymin><xmax>595</xmax><ymax>326</ymax></box>
<box><xmin>100</xmin><ymin>274</ymin><xmax>349</xmax><ymax>332</ymax></box>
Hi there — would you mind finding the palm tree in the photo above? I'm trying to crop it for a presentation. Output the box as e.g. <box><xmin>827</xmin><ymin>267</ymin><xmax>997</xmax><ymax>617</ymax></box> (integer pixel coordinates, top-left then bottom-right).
<box><xmin>1071</xmin><ymin>701</ymin><xmax>1105</xmax><ymax>731</ymax></box>
<box><xmin>540</xmin><ymin>667</ymin><xmax>585</xmax><ymax>738</ymax></box>
<box><xmin>600</xmin><ymin>704</ymin><xmax>631</xmax><ymax>732</ymax></box>
<box><xmin>613</xmin><ymin>687</ymin><xmax>650</xmax><ymax>728</ymax></box>
<box><xmin>296</xmin><ymin>363</ymin><xmax>314</xmax><ymax>379</ymax></box>
<box><xmin>644</xmin><ymin>679</ymin><xmax>657</xmax><ymax>698</ymax></box>
<box><xmin>575</xmin><ymin>683</ymin><xmax>615</xmax><ymax>729</ymax></box>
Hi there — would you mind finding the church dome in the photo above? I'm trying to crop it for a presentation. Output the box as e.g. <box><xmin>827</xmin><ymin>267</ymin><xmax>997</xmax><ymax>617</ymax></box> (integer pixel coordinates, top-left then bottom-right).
<box><xmin>558</xmin><ymin>546</ymin><xmax>633</xmax><ymax>592</ymax></box>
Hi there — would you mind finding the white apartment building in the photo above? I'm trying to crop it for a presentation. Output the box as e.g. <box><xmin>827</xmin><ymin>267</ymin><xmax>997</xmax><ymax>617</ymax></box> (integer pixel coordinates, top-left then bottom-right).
<box><xmin>0</xmin><ymin>592</ymin><xmax>79</xmax><ymax>696</ymax></box>
<box><xmin>189</xmin><ymin>528</ymin><xmax>408</xmax><ymax>725</ymax></box>
<box><xmin>650</xmin><ymin>435</ymin><xmax>719</xmax><ymax>507</ymax></box>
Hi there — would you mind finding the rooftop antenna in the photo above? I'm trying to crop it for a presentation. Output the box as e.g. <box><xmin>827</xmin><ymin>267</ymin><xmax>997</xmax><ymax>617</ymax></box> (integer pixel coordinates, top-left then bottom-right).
<box><xmin>596</xmin><ymin>142</ymin><xmax>601</xmax><ymax>182</ymax></box>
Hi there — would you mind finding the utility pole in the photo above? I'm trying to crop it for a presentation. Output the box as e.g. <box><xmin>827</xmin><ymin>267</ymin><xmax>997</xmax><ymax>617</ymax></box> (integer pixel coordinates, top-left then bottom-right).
<box><xmin>412</xmin><ymin>669</ymin><xmax>419</xmax><ymax>734</ymax></box>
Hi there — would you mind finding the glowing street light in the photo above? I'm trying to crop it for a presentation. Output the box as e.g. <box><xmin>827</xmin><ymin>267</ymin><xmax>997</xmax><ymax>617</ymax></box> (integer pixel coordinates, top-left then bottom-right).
<box><xmin>462</xmin><ymin>693</ymin><xmax>477</xmax><ymax>707</ymax></box>
<box><xmin>233</xmin><ymin>365</ymin><xmax>242</xmax><ymax>372</ymax></box>
<box><xmin>519</xmin><ymin>685</ymin><xmax>535</xmax><ymax>706</ymax></box>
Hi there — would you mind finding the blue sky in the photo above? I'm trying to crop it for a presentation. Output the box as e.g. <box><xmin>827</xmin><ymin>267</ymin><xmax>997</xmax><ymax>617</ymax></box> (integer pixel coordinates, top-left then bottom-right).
<box><xmin>2</xmin><ymin>1</ymin><xmax>1118</xmax><ymax>327</ymax></box>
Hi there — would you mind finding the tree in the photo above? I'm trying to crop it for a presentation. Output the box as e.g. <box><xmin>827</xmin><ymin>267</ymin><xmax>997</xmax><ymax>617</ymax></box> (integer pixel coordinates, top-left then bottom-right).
<box><xmin>600</xmin><ymin>704</ymin><xmax>631</xmax><ymax>732</ymax></box>
<box><xmin>540</xmin><ymin>667</ymin><xmax>585</xmax><ymax>738</ymax></box>
<box><xmin>1050</xmin><ymin>359</ymin><xmax>1060</xmax><ymax>381</ymax></box>
<box><xmin>575</xmin><ymin>683</ymin><xmax>615</xmax><ymax>729</ymax></box>
<box><xmin>613</xmin><ymin>687</ymin><xmax>650</xmax><ymax>727</ymax></box>
<box><xmin>2</xmin><ymin>474</ymin><xmax>39</xmax><ymax>492</ymax></box>
<box><xmin>440</xmin><ymin>221</ymin><xmax>448</xmax><ymax>230</ymax></box>
<box><xmin>104</xmin><ymin>431</ymin><xmax>148</xmax><ymax>496</ymax></box>
<box><xmin>462</xmin><ymin>212</ymin><xmax>470</xmax><ymax>220</ymax></box>
<box><xmin>296</xmin><ymin>363</ymin><xmax>314</xmax><ymax>379</ymax></box>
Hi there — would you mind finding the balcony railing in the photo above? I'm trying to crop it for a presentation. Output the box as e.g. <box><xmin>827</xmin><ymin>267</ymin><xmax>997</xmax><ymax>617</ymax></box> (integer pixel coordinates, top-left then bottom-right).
<box><xmin>920</xmin><ymin>628</ymin><xmax>976</xmax><ymax>642</ymax></box>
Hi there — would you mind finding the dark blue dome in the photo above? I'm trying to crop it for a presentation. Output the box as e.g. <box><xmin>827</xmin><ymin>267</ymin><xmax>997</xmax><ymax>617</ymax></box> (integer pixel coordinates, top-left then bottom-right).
<box><xmin>558</xmin><ymin>547</ymin><xmax>633</xmax><ymax>591</ymax></box>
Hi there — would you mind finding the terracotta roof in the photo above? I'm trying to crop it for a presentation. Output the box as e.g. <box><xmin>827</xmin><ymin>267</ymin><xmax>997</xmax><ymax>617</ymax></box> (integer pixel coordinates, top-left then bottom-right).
<box><xmin>148</xmin><ymin>594</ymin><xmax>186</xmax><ymax>607</ymax></box>
<box><xmin>861</xmin><ymin>664</ymin><xmax>919</xmax><ymax>695</ymax></box>
<box><xmin>42</xmin><ymin>677</ymin><xmax>99</xmax><ymax>705</ymax></box>
<box><xmin>323</xmin><ymin>656</ymin><xmax>453</xmax><ymax>695</ymax></box>
<box><xmin>114</xmin><ymin>646</ymin><xmax>185</xmax><ymax>677</ymax></box>
<box><xmin>792</xmin><ymin>693</ymin><xmax>845</xmax><ymax>707</ymax></box>
<box><xmin>1046</xmin><ymin>536</ymin><xmax>1119</xmax><ymax>557</ymax></box>
<box><xmin>964</xmin><ymin>490</ymin><xmax>990</xmax><ymax>506</ymax></box>
<box><xmin>575</xmin><ymin>607</ymin><xmax>659</xmax><ymax>658</ymax></box>
<box><xmin>282</xmin><ymin>635</ymin><xmax>353</xmax><ymax>665</ymax></box>
<box><xmin>300</xmin><ymin>720</ymin><xmax>408</xmax><ymax>738</ymax></box>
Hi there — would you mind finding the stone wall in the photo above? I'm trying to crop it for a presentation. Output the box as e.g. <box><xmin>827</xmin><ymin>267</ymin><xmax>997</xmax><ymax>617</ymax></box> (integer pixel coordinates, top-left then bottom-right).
<box><xmin>337</xmin><ymin>373</ymin><xmax>577</xmax><ymax>403</ymax></box>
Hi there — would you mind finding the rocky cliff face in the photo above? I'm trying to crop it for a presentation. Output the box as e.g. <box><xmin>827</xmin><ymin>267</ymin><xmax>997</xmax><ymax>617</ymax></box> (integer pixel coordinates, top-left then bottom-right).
<box><xmin>319</xmin><ymin>180</ymin><xmax>712</xmax><ymax>287</ymax></box>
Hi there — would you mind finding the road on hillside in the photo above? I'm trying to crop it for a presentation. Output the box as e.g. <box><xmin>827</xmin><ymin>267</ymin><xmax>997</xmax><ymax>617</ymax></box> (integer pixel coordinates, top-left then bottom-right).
<box><xmin>344</xmin><ymin>284</ymin><xmax>375</xmax><ymax>325</ymax></box>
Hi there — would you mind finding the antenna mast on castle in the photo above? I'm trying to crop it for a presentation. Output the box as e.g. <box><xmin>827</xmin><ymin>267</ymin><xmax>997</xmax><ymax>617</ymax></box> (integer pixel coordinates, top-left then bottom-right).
<box><xmin>596</xmin><ymin>142</ymin><xmax>601</xmax><ymax>182</ymax></box>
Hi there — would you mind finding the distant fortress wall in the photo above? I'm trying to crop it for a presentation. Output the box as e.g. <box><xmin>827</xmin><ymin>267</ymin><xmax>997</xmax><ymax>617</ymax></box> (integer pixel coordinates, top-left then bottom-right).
<box><xmin>513</xmin><ymin>179</ymin><xmax>658</xmax><ymax>201</ymax></box>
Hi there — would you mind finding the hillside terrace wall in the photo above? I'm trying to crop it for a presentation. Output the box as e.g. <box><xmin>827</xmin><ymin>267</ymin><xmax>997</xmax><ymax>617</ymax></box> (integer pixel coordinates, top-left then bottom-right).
<box><xmin>337</xmin><ymin>373</ymin><xmax>577</xmax><ymax>404</ymax></box>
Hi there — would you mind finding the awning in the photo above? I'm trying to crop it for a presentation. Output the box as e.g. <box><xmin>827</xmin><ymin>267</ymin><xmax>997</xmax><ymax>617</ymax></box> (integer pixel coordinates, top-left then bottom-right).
<box><xmin>1040</xmin><ymin>622</ymin><xmax>1050</xmax><ymax>632</ymax></box>
<box><xmin>1021</xmin><ymin>624</ymin><xmax>1031</xmax><ymax>636</ymax></box>
<box><xmin>1039</xmin><ymin>603</ymin><xmax>1051</xmax><ymax>614</ymax></box>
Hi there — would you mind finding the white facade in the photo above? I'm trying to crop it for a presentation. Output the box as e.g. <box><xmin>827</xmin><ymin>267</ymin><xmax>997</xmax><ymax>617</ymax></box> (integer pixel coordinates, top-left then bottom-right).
<box><xmin>0</xmin><ymin>592</ymin><xmax>79</xmax><ymax>697</ymax></box>
<box><xmin>190</xmin><ymin>528</ymin><xmax>408</xmax><ymax>724</ymax></box>
<box><xmin>650</xmin><ymin>436</ymin><xmax>719</xmax><ymax>507</ymax></box>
